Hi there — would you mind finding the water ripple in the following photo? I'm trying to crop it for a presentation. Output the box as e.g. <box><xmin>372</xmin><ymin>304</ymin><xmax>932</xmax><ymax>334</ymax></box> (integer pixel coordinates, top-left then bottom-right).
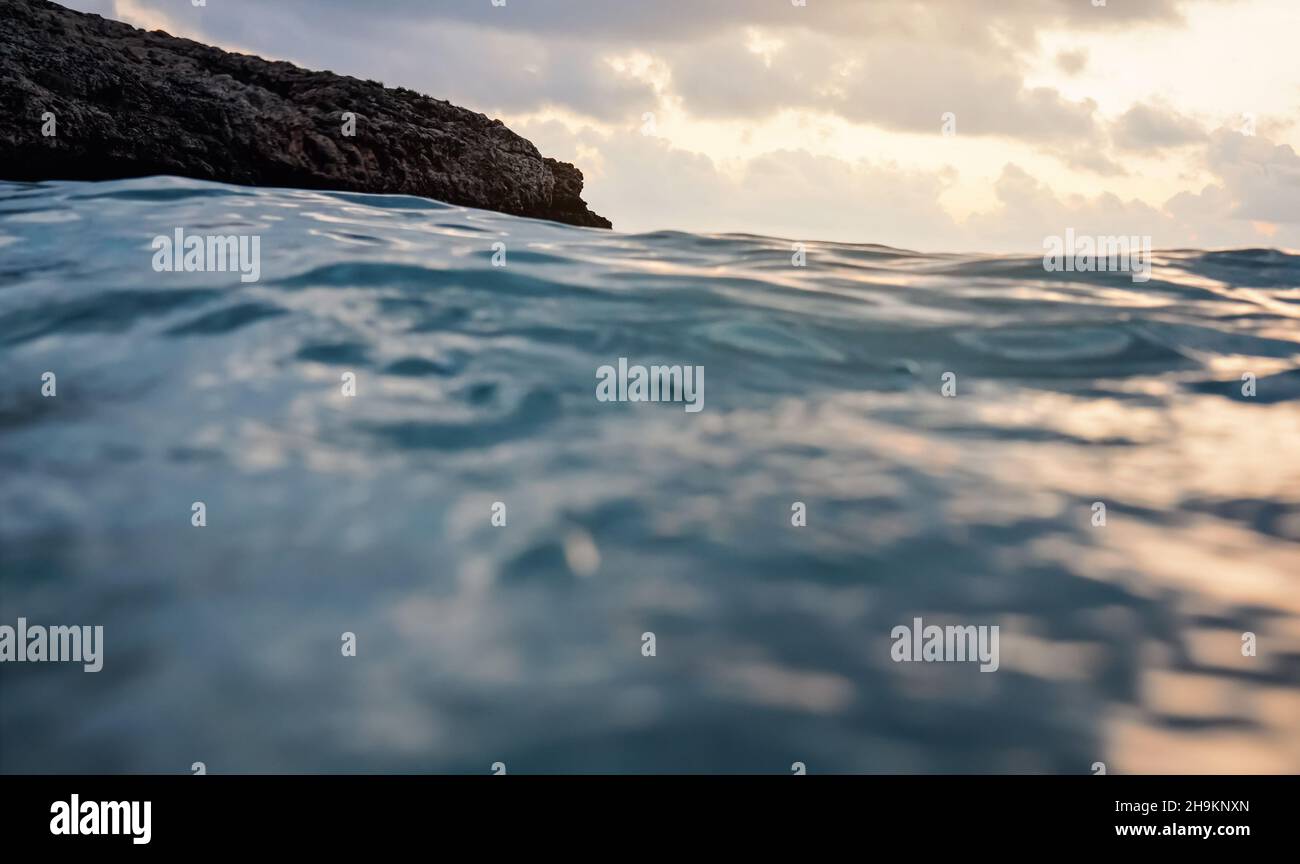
<box><xmin>1</xmin><ymin>176</ymin><xmax>1297</xmax><ymax>774</ymax></box>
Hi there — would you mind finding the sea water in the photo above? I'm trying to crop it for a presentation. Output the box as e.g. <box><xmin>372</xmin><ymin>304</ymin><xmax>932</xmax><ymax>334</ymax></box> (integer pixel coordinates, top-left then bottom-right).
<box><xmin>1</xmin><ymin>176</ymin><xmax>1298</xmax><ymax>773</ymax></box>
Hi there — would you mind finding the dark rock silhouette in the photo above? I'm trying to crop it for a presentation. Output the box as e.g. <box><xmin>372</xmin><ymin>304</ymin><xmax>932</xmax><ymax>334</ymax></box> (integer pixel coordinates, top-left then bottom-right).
<box><xmin>0</xmin><ymin>0</ymin><xmax>612</xmax><ymax>228</ymax></box>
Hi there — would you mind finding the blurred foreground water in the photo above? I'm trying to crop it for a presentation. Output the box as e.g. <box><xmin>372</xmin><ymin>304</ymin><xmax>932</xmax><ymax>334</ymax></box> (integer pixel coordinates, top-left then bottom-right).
<box><xmin>1</xmin><ymin>177</ymin><xmax>1298</xmax><ymax>773</ymax></box>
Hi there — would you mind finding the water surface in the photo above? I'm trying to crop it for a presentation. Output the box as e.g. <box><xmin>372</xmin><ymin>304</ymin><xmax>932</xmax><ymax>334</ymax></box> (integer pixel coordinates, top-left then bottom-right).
<box><xmin>2</xmin><ymin>177</ymin><xmax>1298</xmax><ymax>773</ymax></box>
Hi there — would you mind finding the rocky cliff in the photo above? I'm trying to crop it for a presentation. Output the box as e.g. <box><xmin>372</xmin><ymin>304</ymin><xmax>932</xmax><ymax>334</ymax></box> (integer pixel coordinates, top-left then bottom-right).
<box><xmin>0</xmin><ymin>0</ymin><xmax>612</xmax><ymax>228</ymax></box>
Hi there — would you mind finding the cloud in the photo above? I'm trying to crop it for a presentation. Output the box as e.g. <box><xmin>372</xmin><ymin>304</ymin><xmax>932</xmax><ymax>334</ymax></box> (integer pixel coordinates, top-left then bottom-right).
<box><xmin>48</xmin><ymin>0</ymin><xmax>1291</xmax><ymax>250</ymax></box>
<box><xmin>1113</xmin><ymin>103</ymin><xmax>1206</xmax><ymax>150</ymax></box>
<box><xmin>515</xmin><ymin>119</ymin><xmax>964</xmax><ymax>245</ymax></box>
<box><xmin>65</xmin><ymin>0</ymin><xmax>1210</xmax><ymax>135</ymax></box>
<box><xmin>1056</xmin><ymin>49</ymin><xmax>1089</xmax><ymax>76</ymax></box>
<box><xmin>221</xmin><ymin>0</ymin><xmax>1204</xmax><ymax>42</ymax></box>
<box><xmin>666</xmin><ymin>31</ymin><xmax>1103</xmax><ymax>143</ymax></box>
<box><xmin>517</xmin><ymin>117</ymin><xmax>1300</xmax><ymax>250</ymax></box>
<box><xmin>1203</xmin><ymin>129</ymin><xmax>1300</xmax><ymax>223</ymax></box>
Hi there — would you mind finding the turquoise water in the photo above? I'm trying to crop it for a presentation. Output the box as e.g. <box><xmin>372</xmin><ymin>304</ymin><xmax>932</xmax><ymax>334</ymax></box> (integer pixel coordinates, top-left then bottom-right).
<box><xmin>1</xmin><ymin>176</ymin><xmax>1298</xmax><ymax>773</ymax></box>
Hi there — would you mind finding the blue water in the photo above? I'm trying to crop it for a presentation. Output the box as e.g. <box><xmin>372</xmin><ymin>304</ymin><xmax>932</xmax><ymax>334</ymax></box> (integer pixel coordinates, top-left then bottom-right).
<box><xmin>2</xmin><ymin>176</ymin><xmax>1298</xmax><ymax>773</ymax></box>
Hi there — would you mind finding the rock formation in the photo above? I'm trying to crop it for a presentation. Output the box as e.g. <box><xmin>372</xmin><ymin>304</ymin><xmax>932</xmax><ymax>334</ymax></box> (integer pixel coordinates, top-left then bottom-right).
<box><xmin>0</xmin><ymin>0</ymin><xmax>612</xmax><ymax>228</ymax></box>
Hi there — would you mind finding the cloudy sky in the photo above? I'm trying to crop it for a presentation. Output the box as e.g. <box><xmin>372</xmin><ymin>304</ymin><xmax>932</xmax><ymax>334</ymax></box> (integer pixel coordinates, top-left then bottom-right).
<box><xmin>63</xmin><ymin>0</ymin><xmax>1300</xmax><ymax>251</ymax></box>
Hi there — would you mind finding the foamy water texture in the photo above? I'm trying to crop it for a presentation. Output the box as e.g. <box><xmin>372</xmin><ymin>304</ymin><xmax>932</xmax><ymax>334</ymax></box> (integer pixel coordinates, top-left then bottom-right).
<box><xmin>1</xmin><ymin>177</ymin><xmax>1298</xmax><ymax>773</ymax></box>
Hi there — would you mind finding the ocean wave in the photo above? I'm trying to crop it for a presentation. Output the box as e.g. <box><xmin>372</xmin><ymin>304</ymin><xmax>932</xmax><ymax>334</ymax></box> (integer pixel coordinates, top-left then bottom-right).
<box><xmin>1</xmin><ymin>177</ymin><xmax>1297</xmax><ymax>773</ymax></box>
